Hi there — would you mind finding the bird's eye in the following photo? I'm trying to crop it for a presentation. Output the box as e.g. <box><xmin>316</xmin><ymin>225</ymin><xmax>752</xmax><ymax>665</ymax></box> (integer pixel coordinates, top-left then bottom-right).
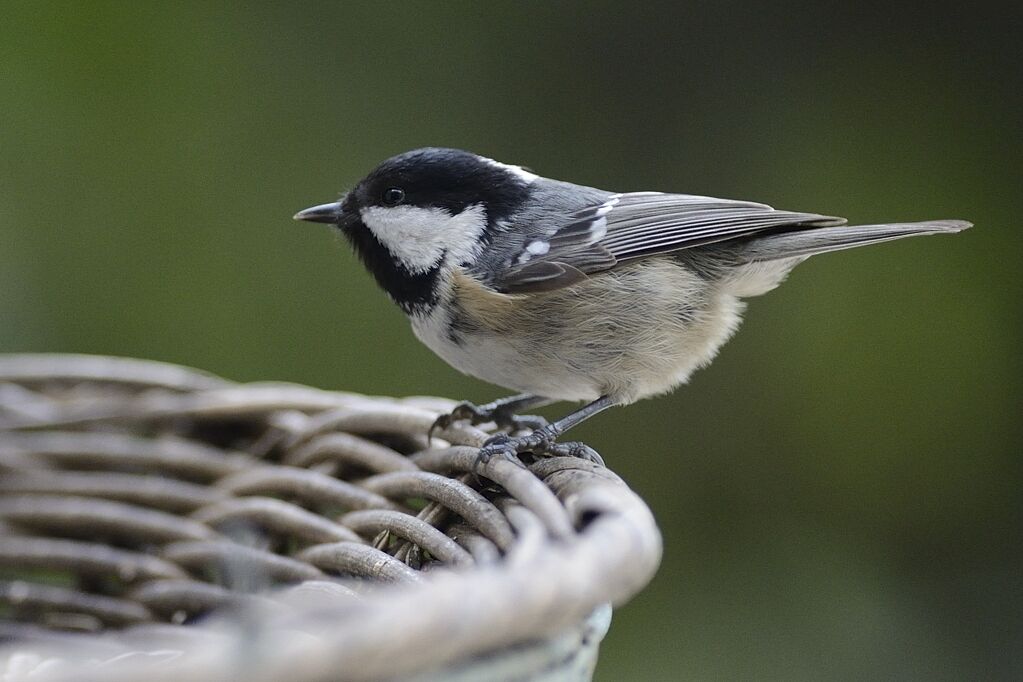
<box><xmin>382</xmin><ymin>187</ymin><xmax>405</xmax><ymax>206</ymax></box>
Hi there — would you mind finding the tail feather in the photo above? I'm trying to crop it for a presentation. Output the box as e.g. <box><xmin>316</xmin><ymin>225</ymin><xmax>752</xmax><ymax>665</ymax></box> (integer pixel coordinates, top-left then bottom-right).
<box><xmin>739</xmin><ymin>220</ymin><xmax>972</xmax><ymax>262</ymax></box>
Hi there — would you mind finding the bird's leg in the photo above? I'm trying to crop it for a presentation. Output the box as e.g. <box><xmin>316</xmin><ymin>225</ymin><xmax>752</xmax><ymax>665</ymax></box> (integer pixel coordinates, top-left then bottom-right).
<box><xmin>429</xmin><ymin>393</ymin><xmax>552</xmax><ymax>441</ymax></box>
<box><xmin>475</xmin><ymin>395</ymin><xmax>617</xmax><ymax>471</ymax></box>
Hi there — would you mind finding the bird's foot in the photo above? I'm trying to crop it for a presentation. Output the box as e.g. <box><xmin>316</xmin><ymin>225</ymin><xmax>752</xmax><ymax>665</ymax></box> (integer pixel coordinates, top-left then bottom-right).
<box><xmin>429</xmin><ymin>400</ymin><xmax>549</xmax><ymax>442</ymax></box>
<box><xmin>473</xmin><ymin>427</ymin><xmax>605</xmax><ymax>477</ymax></box>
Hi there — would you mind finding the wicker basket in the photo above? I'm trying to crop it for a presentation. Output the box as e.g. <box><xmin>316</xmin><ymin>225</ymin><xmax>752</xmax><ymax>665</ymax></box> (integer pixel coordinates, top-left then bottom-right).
<box><xmin>0</xmin><ymin>354</ymin><xmax>661</xmax><ymax>681</ymax></box>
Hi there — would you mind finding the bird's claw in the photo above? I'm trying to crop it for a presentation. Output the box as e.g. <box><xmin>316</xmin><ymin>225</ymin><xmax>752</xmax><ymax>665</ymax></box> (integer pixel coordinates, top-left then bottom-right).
<box><xmin>474</xmin><ymin>433</ymin><xmax>521</xmax><ymax>466</ymax></box>
<box><xmin>544</xmin><ymin>441</ymin><xmax>605</xmax><ymax>466</ymax></box>
<box><xmin>471</xmin><ymin>433</ymin><xmax>525</xmax><ymax>486</ymax></box>
<box><xmin>471</xmin><ymin>428</ymin><xmax>604</xmax><ymax>483</ymax></box>
<box><xmin>429</xmin><ymin>400</ymin><xmax>548</xmax><ymax>443</ymax></box>
<box><xmin>427</xmin><ymin>404</ymin><xmax>471</xmax><ymax>443</ymax></box>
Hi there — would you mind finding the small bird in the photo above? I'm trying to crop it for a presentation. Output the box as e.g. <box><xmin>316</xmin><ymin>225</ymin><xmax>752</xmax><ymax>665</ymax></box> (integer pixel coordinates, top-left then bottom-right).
<box><xmin>295</xmin><ymin>147</ymin><xmax>970</xmax><ymax>465</ymax></box>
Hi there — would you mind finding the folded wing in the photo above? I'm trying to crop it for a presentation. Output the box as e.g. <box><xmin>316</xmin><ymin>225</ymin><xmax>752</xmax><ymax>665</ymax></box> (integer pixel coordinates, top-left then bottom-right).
<box><xmin>495</xmin><ymin>192</ymin><xmax>844</xmax><ymax>293</ymax></box>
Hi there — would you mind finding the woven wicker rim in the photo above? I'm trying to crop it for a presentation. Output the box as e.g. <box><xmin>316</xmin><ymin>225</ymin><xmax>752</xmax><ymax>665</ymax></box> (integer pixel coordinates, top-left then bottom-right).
<box><xmin>0</xmin><ymin>354</ymin><xmax>662</xmax><ymax>681</ymax></box>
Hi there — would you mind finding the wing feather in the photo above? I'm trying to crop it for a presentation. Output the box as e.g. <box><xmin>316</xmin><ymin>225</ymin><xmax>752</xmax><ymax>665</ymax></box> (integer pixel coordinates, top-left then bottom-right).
<box><xmin>495</xmin><ymin>192</ymin><xmax>844</xmax><ymax>292</ymax></box>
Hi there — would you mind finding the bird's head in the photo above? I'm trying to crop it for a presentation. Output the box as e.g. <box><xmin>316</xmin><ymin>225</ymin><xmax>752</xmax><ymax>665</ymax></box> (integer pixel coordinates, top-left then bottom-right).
<box><xmin>294</xmin><ymin>147</ymin><xmax>536</xmax><ymax>312</ymax></box>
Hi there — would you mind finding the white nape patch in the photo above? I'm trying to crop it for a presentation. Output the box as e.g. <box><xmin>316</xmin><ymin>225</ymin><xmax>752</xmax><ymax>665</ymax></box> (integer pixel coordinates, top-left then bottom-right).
<box><xmin>480</xmin><ymin>156</ymin><xmax>539</xmax><ymax>184</ymax></box>
<box><xmin>360</xmin><ymin>203</ymin><xmax>487</xmax><ymax>274</ymax></box>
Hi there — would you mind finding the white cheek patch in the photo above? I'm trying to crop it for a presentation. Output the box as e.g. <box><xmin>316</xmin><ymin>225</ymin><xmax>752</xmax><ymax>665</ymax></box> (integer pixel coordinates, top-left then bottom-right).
<box><xmin>360</xmin><ymin>204</ymin><xmax>487</xmax><ymax>274</ymax></box>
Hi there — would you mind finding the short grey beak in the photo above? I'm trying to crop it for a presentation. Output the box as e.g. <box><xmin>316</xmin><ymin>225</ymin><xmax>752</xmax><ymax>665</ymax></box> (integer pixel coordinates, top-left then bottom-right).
<box><xmin>293</xmin><ymin>202</ymin><xmax>342</xmax><ymax>224</ymax></box>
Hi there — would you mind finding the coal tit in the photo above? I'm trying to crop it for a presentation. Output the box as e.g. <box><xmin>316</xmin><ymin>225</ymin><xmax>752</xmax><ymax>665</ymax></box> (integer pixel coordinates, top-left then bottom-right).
<box><xmin>295</xmin><ymin>147</ymin><xmax>970</xmax><ymax>465</ymax></box>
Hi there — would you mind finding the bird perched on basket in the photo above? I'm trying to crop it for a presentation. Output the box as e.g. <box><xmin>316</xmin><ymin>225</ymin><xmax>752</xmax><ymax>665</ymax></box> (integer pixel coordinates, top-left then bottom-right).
<box><xmin>295</xmin><ymin>148</ymin><xmax>970</xmax><ymax>466</ymax></box>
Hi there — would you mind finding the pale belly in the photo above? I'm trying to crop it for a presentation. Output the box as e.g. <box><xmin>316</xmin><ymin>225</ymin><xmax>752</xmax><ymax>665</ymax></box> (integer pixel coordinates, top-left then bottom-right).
<box><xmin>410</xmin><ymin>260</ymin><xmax>748</xmax><ymax>404</ymax></box>
<box><xmin>413</xmin><ymin>314</ymin><xmax>606</xmax><ymax>401</ymax></box>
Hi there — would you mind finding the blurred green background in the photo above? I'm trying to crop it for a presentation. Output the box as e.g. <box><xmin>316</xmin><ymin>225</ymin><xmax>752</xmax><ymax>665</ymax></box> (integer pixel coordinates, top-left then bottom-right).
<box><xmin>2</xmin><ymin>2</ymin><xmax>1020</xmax><ymax>679</ymax></box>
